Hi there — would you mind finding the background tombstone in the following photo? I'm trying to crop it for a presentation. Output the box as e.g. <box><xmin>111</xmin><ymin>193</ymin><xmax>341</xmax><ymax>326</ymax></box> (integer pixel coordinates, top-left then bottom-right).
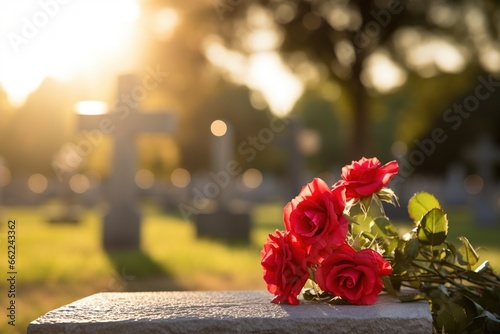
<box><xmin>465</xmin><ymin>135</ymin><xmax>500</xmax><ymax>225</ymax></box>
<box><xmin>194</xmin><ymin>120</ymin><xmax>251</xmax><ymax>242</ymax></box>
<box><xmin>46</xmin><ymin>179</ymin><xmax>82</xmax><ymax>223</ymax></box>
<box><xmin>286</xmin><ymin>118</ymin><xmax>305</xmax><ymax>200</ymax></box>
<box><xmin>46</xmin><ymin>150</ymin><xmax>82</xmax><ymax>223</ymax></box>
<box><xmin>443</xmin><ymin>163</ymin><xmax>468</xmax><ymax>207</ymax></box>
<box><xmin>77</xmin><ymin>74</ymin><xmax>176</xmax><ymax>250</ymax></box>
<box><xmin>271</xmin><ymin>116</ymin><xmax>306</xmax><ymax>200</ymax></box>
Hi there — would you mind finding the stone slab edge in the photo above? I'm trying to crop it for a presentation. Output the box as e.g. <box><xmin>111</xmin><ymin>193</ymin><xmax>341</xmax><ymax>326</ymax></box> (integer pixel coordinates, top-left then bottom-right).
<box><xmin>28</xmin><ymin>290</ymin><xmax>432</xmax><ymax>334</ymax></box>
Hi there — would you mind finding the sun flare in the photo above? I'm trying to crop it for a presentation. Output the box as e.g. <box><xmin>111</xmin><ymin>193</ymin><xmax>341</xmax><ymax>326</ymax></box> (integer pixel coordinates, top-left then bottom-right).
<box><xmin>0</xmin><ymin>0</ymin><xmax>141</xmax><ymax>106</ymax></box>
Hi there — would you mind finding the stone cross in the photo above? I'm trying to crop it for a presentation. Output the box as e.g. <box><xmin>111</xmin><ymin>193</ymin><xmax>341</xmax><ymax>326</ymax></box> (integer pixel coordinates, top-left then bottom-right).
<box><xmin>78</xmin><ymin>74</ymin><xmax>175</xmax><ymax>249</ymax></box>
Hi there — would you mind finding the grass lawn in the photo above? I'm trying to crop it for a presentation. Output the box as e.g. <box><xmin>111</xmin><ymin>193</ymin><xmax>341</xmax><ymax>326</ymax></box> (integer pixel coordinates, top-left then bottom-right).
<box><xmin>0</xmin><ymin>202</ymin><xmax>499</xmax><ymax>334</ymax></box>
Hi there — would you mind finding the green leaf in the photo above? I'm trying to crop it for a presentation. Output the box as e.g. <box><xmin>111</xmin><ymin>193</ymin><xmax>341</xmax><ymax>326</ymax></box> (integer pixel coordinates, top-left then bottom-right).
<box><xmin>359</xmin><ymin>196</ymin><xmax>372</xmax><ymax>215</ymax></box>
<box><xmin>404</xmin><ymin>238</ymin><xmax>419</xmax><ymax>259</ymax></box>
<box><xmin>468</xmin><ymin>311</ymin><xmax>500</xmax><ymax>333</ymax></box>
<box><xmin>397</xmin><ymin>291</ymin><xmax>427</xmax><ymax>302</ymax></box>
<box><xmin>458</xmin><ymin>296</ymin><xmax>482</xmax><ymax>327</ymax></box>
<box><xmin>351</xmin><ymin>214</ymin><xmax>373</xmax><ymax>235</ymax></box>
<box><xmin>381</xmin><ymin>276</ymin><xmax>398</xmax><ymax>296</ymax></box>
<box><xmin>387</xmin><ymin>238</ymin><xmax>399</xmax><ymax>254</ymax></box>
<box><xmin>436</xmin><ymin>309</ymin><xmax>458</xmax><ymax>333</ymax></box>
<box><xmin>376</xmin><ymin>187</ymin><xmax>399</xmax><ymax>205</ymax></box>
<box><xmin>484</xmin><ymin>311</ymin><xmax>500</xmax><ymax>332</ymax></box>
<box><xmin>457</xmin><ymin>236</ymin><xmax>479</xmax><ymax>268</ymax></box>
<box><xmin>408</xmin><ymin>192</ymin><xmax>441</xmax><ymax>223</ymax></box>
<box><xmin>372</xmin><ymin>217</ymin><xmax>398</xmax><ymax>238</ymax></box>
<box><xmin>417</xmin><ymin>208</ymin><xmax>448</xmax><ymax>246</ymax></box>
<box><xmin>447</xmin><ymin>243</ymin><xmax>459</xmax><ymax>263</ymax></box>
<box><xmin>447</xmin><ymin>302</ymin><xmax>468</xmax><ymax>331</ymax></box>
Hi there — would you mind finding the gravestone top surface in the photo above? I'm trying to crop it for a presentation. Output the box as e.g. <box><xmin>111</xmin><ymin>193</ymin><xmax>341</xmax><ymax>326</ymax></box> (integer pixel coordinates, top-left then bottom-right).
<box><xmin>28</xmin><ymin>290</ymin><xmax>432</xmax><ymax>334</ymax></box>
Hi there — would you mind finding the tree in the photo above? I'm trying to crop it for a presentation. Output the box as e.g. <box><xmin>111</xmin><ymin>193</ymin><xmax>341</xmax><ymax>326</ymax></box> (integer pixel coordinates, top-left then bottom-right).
<box><xmin>208</xmin><ymin>0</ymin><xmax>500</xmax><ymax>158</ymax></box>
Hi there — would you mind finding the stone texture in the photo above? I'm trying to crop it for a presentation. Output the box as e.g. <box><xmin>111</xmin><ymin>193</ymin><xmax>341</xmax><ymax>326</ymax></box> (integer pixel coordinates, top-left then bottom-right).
<box><xmin>28</xmin><ymin>290</ymin><xmax>432</xmax><ymax>334</ymax></box>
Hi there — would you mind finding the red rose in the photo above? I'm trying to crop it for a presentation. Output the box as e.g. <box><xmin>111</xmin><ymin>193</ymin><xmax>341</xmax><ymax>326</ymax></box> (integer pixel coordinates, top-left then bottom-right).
<box><xmin>315</xmin><ymin>244</ymin><xmax>393</xmax><ymax>305</ymax></box>
<box><xmin>336</xmin><ymin>157</ymin><xmax>399</xmax><ymax>201</ymax></box>
<box><xmin>261</xmin><ymin>230</ymin><xmax>309</xmax><ymax>305</ymax></box>
<box><xmin>284</xmin><ymin>178</ymin><xmax>348</xmax><ymax>264</ymax></box>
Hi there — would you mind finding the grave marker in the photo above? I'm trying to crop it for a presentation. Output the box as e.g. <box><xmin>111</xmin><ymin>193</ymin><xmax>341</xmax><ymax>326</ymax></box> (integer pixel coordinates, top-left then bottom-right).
<box><xmin>465</xmin><ymin>135</ymin><xmax>500</xmax><ymax>225</ymax></box>
<box><xmin>443</xmin><ymin>163</ymin><xmax>467</xmax><ymax>206</ymax></box>
<box><xmin>77</xmin><ymin>74</ymin><xmax>176</xmax><ymax>249</ymax></box>
<box><xmin>194</xmin><ymin>120</ymin><xmax>251</xmax><ymax>242</ymax></box>
<box><xmin>47</xmin><ymin>150</ymin><xmax>82</xmax><ymax>223</ymax></box>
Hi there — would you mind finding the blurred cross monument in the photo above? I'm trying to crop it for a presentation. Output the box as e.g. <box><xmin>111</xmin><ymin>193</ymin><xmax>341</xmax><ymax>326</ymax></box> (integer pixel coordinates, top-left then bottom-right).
<box><xmin>78</xmin><ymin>74</ymin><xmax>176</xmax><ymax>249</ymax></box>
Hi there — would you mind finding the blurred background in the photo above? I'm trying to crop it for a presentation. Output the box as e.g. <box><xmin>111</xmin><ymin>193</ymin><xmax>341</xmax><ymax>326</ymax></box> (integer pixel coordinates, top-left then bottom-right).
<box><xmin>1</xmin><ymin>0</ymin><xmax>500</xmax><ymax>332</ymax></box>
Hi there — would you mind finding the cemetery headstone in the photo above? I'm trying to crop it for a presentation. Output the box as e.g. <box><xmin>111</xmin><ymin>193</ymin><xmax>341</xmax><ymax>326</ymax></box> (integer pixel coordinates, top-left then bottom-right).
<box><xmin>443</xmin><ymin>163</ymin><xmax>467</xmax><ymax>206</ymax></box>
<box><xmin>194</xmin><ymin>120</ymin><xmax>251</xmax><ymax>242</ymax></box>
<box><xmin>46</xmin><ymin>180</ymin><xmax>82</xmax><ymax>223</ymax></box>
<box><xmin>77</xmin><ymin>74</ymin><xmax>176</xmax><ymax>249</ymax></box>
<box><xmin>47</xmin><ymin>150</ymin><xmax>82</xmax><ymax>223</ymax></box>
<box><xmin>271</xmin><ymin>117</ymin><xmax>305</xmax><ymax>200</ymax></box>
<box><xmin>286</xmin><ymin>118</ymin><xmax>305</xmax><ymax>199</ymax></box>
<box><xmin>465</xmin><ymin>135</ymin><xmax>500</xmax><ymax>225</ymax></box>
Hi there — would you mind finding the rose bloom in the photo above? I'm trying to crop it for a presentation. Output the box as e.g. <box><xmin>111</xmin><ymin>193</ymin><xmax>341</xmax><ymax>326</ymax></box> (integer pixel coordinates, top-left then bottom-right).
<box><xmin>284</xmin><ymin>178</ymin><xmax>348</xmax><ymax>264</ymax></box>
<box><xmin>315</xmin><ymin>244</ymin><xmax>393</xmax><ymax>305</ymax></box>
<box><xmin>336</xmin><ymin>157</ymin><xmax>399</xmax><ymax>201</ymax></box>
<box><xmin>261</xmin><ymin>230</ymin><xmax>309</xmax><ymax>305</ymax></box>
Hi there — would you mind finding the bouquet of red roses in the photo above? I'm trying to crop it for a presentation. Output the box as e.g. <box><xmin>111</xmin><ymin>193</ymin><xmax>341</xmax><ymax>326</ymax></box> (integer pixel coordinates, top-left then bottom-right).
<box><xmin>261</xmin><ymin>157</ymin><xmax>500</xmax><ymax>333</ymax></box>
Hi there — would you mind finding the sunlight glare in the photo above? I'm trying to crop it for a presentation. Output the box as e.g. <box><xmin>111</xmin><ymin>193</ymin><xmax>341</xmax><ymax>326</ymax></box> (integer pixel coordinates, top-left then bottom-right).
<box><xmin>28</xmin><ymin>173</ymin><xmax>48</xmax><ymax>194</ymax></box>
<box><xmin>0</xmin><ymin>0</ymin><xmax>140</xmax><ymax>106</ymax></box>
<box><xmin>479</xmin><ymin>45</ymin><xmax>500</xmax><ymax>72</ymax></box>
<box><xmin>395</xmin><ymin>28</ymin><xmax>468</xmax><ymax>76</ymax></box>
<box><xmin>362</xmin><ymin>51</ymin><xmax>407</xmax><ymax>93</ymax></box>
<box><xmin>135</xmin><ymin>169</ymin><xmax>155</xmax><ymax>190</ymax></box>
<box><xmin>153</xmin><ymin>7</ymin><xmax>179</xmax><ymax>41</ymax></box>
<box><xmin>69</xmin><ymin>174</ymin><xmax>90</xmax><ymax>194</ymax></box>
<box><xmin>171</xmin><ymin>168</ymin><xmax>191</xmax><ymax>188</ymax></box>
<box><xmin>242</xmin><ymin>168</ymin><xmax>263</xmax><ymax>189</ymax></box>
<box><xmin>204</xmin><ymin>39</ymin><xmax>303</xmax><ymax>116</ymax></box>
<box><xmin>325</xmin><ymin>6</ymin><xmax>351</xmax><ymax>30</ymax></box>
<box><xmin>244</xmin><ymin>28</ymin><xmax>281</xmax><ymax>52</ymax></box>
<box><xmin>75</xmin><ymin>101</ymin><xmax>108</xmax><ymax>115</ymax></box>
<box><xmin>204</xmin><ymin>37</ymin><xmax>248</xmax><ymax>82</ymax></box>
<box><xmin>247</xmin><ymin>5</ymin><xmax>274</xmax><ymax>28</ymax></box>
<box><xmin>211</xmin><ymin>120</ymin><xmax>228</xmax><ymax>137</ymax></box>
<box><xmin>427</xmin><ymin>2</ymin><xmax>459</xmax><ymax>28</ymax></box>
<box><xmin>247</xmin><ymin>52</ymin><xmax>303</xmax><ymax>116</ymax></box>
